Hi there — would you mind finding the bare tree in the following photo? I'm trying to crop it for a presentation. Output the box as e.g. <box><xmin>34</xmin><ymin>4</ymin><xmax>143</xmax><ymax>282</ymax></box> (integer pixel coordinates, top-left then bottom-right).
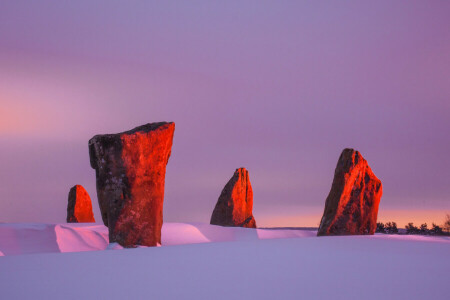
<box><xmin>376</xmin><ymin>222</ymin><xmax>385</xmax><ymax>233</ymax></box>
<box><xmin>444</xmin><ymin>214</ymin><xmax>450</xmax><ymax>233</ymax></box>
<box><xmin>420</xmin><ymin>223</ymin><xmax>429</xmax><ymax>235</ymax></box>
<box><xmin>405</xmin><ymin>223</ymin><xmax>419</xmax><ymax>234</ymax></box>
<box><xmin>385</xmin><ymin>222</ymin><xmax>398</xmax><ymax>234</ymax></box>
<box><xmin>431</xmin><ymin>223</ymin><xmax>444</xmax><ymax>235</ymax></box>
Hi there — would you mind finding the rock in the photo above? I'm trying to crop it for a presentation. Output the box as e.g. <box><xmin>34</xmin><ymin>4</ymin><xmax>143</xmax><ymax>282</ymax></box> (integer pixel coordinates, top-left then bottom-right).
<box><xmin>317</xmin><ymin>148</ymin><xmax>382</xmax><ymax>236</ymax></box>
<box><xmin>89</xmin><ymin>122</ymin><xmax>175</xmax><ymax>247</ymax></box>
<box><xmin>67</xmin><ymin>185</ymin><xmax>95</xmax><ymax>223</ymax></box>
<box><xmin>210</xmin><ymin>168</ymin><xmax>256</xmax><ymax>228</ymax></box>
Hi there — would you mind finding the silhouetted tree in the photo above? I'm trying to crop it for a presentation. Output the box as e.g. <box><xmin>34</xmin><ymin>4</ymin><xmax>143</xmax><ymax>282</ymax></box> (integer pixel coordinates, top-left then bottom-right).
<box><xmin>376</xmin><ymin>222</ymin><xmax>385</xmax><ymax>233</ymax></box>
<box><xmin>431</xmin><ymin>223</ymin><xmax>444</xmax><ymax>236</ymax></box>
<box><xmin>405</xmin><ymin>223</ymin><xmax>419</xmax><ymax>234</ymax></box>
<box><xmin>420</xmin><ymin>223</ymin><xmax>429</xmax><ymax>235</ymax></box>
<box><xmin>385</xmin><ymin>222</ymin><xmax>398</xmax><ymax>234</ymax></box>
<box><xmin>444</xmin><ymin>214</ymin><xmax>450</xmax><ymax>233</ymax></box>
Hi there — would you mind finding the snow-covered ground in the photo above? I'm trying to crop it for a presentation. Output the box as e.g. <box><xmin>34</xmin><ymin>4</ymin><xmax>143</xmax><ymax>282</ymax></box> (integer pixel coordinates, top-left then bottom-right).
<box><xmin>1</xmin><ymin>223</ymin><xmax>449</xmax><ymax>299</ymax></box>
<box><xmin>0</xmin><ymin>223</ymin><xmax>317</xmax><ymax>255</ymax></box>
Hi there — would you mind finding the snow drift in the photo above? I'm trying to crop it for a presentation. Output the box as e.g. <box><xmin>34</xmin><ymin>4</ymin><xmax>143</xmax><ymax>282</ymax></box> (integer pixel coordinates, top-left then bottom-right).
<box><xmin>0</xmin><ymin>222</ymin><xmax>318</xmax><ymax>255</ymax></box>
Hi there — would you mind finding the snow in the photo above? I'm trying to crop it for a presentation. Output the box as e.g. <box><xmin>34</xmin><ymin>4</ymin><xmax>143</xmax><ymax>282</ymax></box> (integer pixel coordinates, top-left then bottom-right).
<box><xmin>0</xmin><ymin>222</ymin><xmax>318</xmax><ymax>255</ymax></box>
<box><xmin>105</xmin><ymin>242</ymin><xmax>124</xmax><ymax>250</ymax></box>
<box><xmin>1</xmin><ymin>223</ymin><xmax>449</xmax><ymax>299</ymax></box>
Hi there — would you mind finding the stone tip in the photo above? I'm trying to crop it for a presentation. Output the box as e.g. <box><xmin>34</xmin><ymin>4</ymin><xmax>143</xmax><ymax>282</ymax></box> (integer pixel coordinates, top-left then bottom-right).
<box><xmin>339</xmin><ymin>148</ymin><xmax>365</xmax><ymax>166</ymax></box>
<box><xmin>341</xmin><ymin>148</ymin><xmax>360</xmax><ymax>158</ymax></box>
<box><xmin>69</xmin><ymin>184</ymin><xmax>85</xmax><ymax>192</ymax></box>
<box><xmin>122</xmin><ymin>122</ymin><xmax>175</xmax><ymax>135</ymax></box>
<box><xmin>342</xmin><ymin>148</ymin><xmax>355</xmax><ymax>153</ymax></box>
<box><xmin>89</xmin><ymin>122</ymin><xmax>175</xmax><ymax>142</ymax></box>
<box><xmin>88</xmin><ymin>121</ymin><xmax>175</xmax><ymax>170</ymax></box>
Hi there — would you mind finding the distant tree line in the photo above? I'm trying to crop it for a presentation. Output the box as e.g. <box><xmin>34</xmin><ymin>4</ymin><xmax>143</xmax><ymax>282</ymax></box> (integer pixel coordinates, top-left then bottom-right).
<box><xmin>376</xmin><ymin>222</ymin><xmax>399</xmax><ymax>234</ymax></box>
<box><xmin>405</xmin><ymin>222</ymin><xmax>444</xmax><ymax>235</ymax></box>
<box><xmin>376</xmin><ymin>214</ymin><xmax>450</xmax><ymax>236</ymax></box>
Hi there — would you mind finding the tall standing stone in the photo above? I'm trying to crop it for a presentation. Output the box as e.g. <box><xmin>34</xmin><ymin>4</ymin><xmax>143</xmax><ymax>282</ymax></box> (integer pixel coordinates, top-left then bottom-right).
<box><xmin>67</xmin><ymin>185</ymin><xmax>95</xmax><ymax>223</ymax></box>
<box><xmin>89</xmin><ymin>122</ymin><xmax>175</xmax><ymax>247</ymax></box>
<box><xmin>318</xmin><ymin>148</ymin><xmax>382</xmax><ymax>236</ymax></box>
<box><xmin>210</xmin><ymin>168</ymin><xmax>256</xmax><ymax>228</ymax></box>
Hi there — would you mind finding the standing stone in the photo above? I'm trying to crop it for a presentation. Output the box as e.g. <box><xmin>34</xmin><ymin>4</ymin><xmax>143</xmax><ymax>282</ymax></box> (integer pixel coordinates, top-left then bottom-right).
<box><xmin>67</xmin><ymin>185</ymin><xmax>95</xmax><ymax>223</ymax></box>
<box><xmin>89</xmin><ymin>122</ymin><xmax>175</xmax><ymax>247</ymax></box>
<box><xmin>318</xmin><ymin>148</ymin><xmax>382</xmax><ymax>236</ymax></box>
<box><xmin>210</xmin><ymin>168</ymin><xmax>256</xmax><ymax>228</ymax></box>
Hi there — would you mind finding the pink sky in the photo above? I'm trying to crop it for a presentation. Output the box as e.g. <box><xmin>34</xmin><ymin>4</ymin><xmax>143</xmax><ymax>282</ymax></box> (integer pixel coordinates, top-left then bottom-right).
<box><xmin>0</xmin><ymin>1</ymin><xmax>449</xmax><ymax>227</ymax></box>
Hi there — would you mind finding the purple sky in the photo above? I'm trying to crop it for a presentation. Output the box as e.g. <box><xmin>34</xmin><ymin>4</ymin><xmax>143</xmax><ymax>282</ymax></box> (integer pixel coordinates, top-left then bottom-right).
<box><xmin>0</xmin><ymin>1</ymin><xmax>449</xmax><ymax>226</ymax></box>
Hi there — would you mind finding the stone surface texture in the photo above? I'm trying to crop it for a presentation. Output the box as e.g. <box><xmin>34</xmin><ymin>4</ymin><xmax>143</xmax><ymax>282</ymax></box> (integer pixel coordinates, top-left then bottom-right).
<box><xmin>89</xmin><ymin>122</ymin><xmax>175</xmax><ymax>247</ymax></box>
<box><xmin>210</xmin><ymin>168</ymin><xmax>256</xmax><ymax>228</ymax></box>
<box><xmin>318</xmin><ymin>148</ymin><xmax>382</xmax><ymax>236</ymax></box>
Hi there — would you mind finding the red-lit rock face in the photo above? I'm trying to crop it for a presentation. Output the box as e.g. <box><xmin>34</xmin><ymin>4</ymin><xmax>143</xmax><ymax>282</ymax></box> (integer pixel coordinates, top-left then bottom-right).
<box><xmin>318</xmin><ymin>148</ymin><xmax>382</xmax><ymax>236</ymax></box>
<box><xmin>67</xmin><ymin>185</ymin><xmax>95</xmax><ymax>223</ymax></box>
<box><xmin>89</xmin><ymin>122</ymin><xmax>175</xmax><ymax>247</ymax></box>
<box><xmin>210</xmin><ymin>168</ymin><xmax>256</xmax><ymax>228</ymax></box>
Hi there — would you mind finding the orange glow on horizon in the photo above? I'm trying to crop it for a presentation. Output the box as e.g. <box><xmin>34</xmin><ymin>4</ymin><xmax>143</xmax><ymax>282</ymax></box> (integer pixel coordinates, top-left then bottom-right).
<box><xmin>256</xmin><ymin>209</ymin><xmax>449</xmax><ymax>229</ymax></box>
<box><xmin>377</xmin><ymin>209</ymin><xmax>449</xmax><ymax>228</ymax></box>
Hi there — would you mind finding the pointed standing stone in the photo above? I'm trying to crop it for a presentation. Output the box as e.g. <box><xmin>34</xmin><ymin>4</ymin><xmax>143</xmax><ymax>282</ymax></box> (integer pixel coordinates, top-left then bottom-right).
<box><xmin>67</xmin><ymin>185</ymin><xmax>95</xmax><ymax>223</ymax></box>
<box><xmin>318</xmin><ymin>148</ymin><xmax>382</xmax><ymax>236</ymax></box>
<box><xmin>211</xmin><ymin>168</ymin><xmax>256</xmax><ymax>228</ymax></box>
<box><xmin>89</xmin><ymin>122</ymin><xmax>175</xmax><ymax>247</ymax></box>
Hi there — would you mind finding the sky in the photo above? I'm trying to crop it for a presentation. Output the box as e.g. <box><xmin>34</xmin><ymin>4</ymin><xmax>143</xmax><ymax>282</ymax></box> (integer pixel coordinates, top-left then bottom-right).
<box><xmin>0</xmin><ymin>1</ymin><xmax>449</xmax><ymax>227</ymax></box>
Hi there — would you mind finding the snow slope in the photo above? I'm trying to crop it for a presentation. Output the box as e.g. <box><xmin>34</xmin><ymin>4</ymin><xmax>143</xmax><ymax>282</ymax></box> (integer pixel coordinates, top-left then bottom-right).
<box><xmin>1</xmin><ymin>223</ymin><xmax>449</xmax><ymax>299</ymax></box>
<box><xmin>0</xmin><ymin>223</ymin><xmax>316</xmax><ymax>255</ymax></box>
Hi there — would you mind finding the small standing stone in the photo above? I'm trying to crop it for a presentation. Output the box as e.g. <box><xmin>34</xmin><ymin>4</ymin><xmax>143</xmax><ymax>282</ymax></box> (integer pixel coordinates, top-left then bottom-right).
<box><xmin>211</xmin><ymin>168</ymin><xmax>256</xmax><ymax>228</ymax></box>
<box><xmin>67</xmin><ymin>185</ymin><xmax>95</xmax><ymax>223</ymax></box>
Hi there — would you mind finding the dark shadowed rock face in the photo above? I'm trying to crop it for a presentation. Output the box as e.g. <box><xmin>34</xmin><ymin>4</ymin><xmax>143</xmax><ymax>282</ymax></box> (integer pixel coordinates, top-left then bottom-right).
<box><xmin>67</xmin><ymin>185</ymin><xmax>95</xmax><ymax>223</ymax></box>
<box><xmin>318</xmin><ymin>148</ymin><xmax>382</xmax><ymax>236</ymax></box>
<box><xmin>89</xmin><ymin>122</ymin><xmax>175</xmax><ymax>247</ymax></box>
<box><xmin>210</xmin><ymin>168</ymin><xmax>256</xmax><ymax>228</ymax></box>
